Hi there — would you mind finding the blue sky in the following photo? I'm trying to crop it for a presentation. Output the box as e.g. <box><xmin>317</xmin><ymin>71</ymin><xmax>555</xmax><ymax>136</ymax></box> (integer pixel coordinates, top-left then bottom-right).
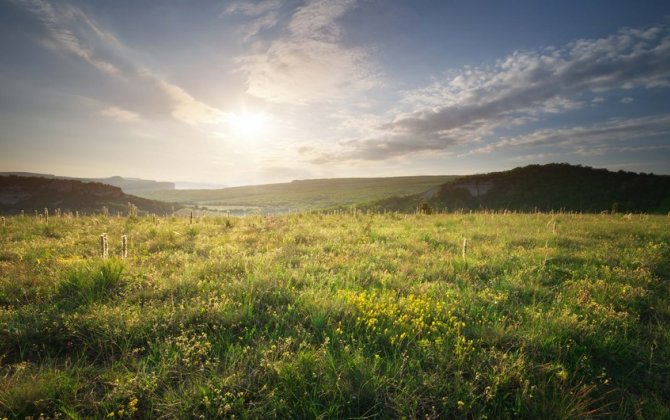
<box><xmin>1</xmin><ymin>0</ymin><xmax>670</xmax><ymax>185</ymax></box>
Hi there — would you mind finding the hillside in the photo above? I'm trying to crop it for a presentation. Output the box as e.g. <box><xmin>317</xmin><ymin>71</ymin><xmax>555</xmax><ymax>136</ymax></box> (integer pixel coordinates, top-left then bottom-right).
<box><xmin>0</xmin><ymin>172</ymin><xmax>175</xmax><ymax>194</ymax></box>
<box><xmin>0</xmin><ymin>176</ymin><xmax>176</xmax><ymax>215</ymax></box>
<box><xmin>374</xmin><ymin>164</ymin><xmax>670</xmax><ymax>213</ymax></box>
<box><xmin>136</xmin><ymin>176</ymin><xmax>456</xmax><ymax>214</ymax></box>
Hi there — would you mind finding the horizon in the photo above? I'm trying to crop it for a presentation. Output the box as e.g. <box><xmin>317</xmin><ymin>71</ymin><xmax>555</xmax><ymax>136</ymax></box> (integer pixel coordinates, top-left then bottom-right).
<box><xmin>2</xmin><ymin>1</ymin><xmax>670</xmax><ymax>185</ymax></box>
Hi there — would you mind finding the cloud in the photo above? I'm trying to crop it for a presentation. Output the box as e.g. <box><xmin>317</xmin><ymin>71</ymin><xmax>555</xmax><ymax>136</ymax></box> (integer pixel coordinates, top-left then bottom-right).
<box><xmin>99</xmin><ymin>106</ymin><xmax>140</xmax><ymax>122</ymax></box>
<box><xmin>303</xmin><ymin>112</ymin><xmax>670</xmax><ymax>165</ymax></box>
<box><xmin>224</xmin><ymin>0</ymin><xmax>283</xmax><ymax>39</ymax></box>
<box><xmin>16</xmin><ymin>0</ymin><xmax>121</xmax><ymax>75</ymax></box>
<box><xmin>390</xmin><ymin>25</ymin><xmax>670</xmax><ymax>133</ymax></box>
<box><xmin>156</xmin><ymin>80</ymin><xmax>223</xmax><ymax>125</ymax></box>
<box><xmin>620</xmin><ymin>96</ymin><xmax>635</xmax><ymax>104</ymax></box>
<box><xmin>237</xmin><ymin>0</ymin><xmax>379</xmax><ymax>104</ymax></box>
<box><xmin>575</xmin><ymin>144</ymin><xmax>670</xmax><ymax>157</ymax></box>
<box><xmin>16</xmin><ymin>0</ymin><xmax>225</xmax><ymax>126</ymax></box>
<box><xmin>323</xmin><ymin>24</ymin><xmax>670</xmax><ymax>161</ymax></box>
<box><xmin>225</xmin><ymin>0</ymin><xmax>282</xmax><ymax>17</ymax></box>
<box><xmin>510</xmin><ymin>152</ymin><xmax>561</xmax><ymax>162</ymax></box>
<box><xmin>470</xmin><ymin>114</ymin><xmax>670</xmax><ymax>155</ymax></box>
<box><xmin>305</xmin><ymin>113</ymin><xmax>522</xmax><ymax>164</ymax></box>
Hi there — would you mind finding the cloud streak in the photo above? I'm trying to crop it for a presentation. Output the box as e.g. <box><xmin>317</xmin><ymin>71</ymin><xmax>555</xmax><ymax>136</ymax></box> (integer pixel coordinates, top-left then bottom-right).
<box><xmin>470</xmin><ymin>114</ymin><xmax>670</xmax><ymax>155</ymax></box>
<box><xmin>224</xmin><ymin>0</ymin><xmax>283</xmax><ymax>40</ymax></box>
<box><xmin>319</xmin><ymin>24</ymin><xmax>670</xmax><ymax>162</ymax></box>
<box><xmin>16</xmin><ymin>0</ymin><xmax>225</xmax><ymax>126</ymax></box>
<box><xmin>17</xmin><ymin>0</ymin><xmax>121</xmax><ymax>75</ymax></box>
<box><xmin>99</xmin><ymin>106</ymin><xmax>140</xmax><ymax>122</ymax></box>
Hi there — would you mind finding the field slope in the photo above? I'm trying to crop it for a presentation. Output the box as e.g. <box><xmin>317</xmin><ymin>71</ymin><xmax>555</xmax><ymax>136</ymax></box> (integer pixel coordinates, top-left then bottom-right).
<box><xmin>1</xmin><ymin>212</ymin><xmax>669</xmax><ymax>418</ymax></box>
<box><xmin>136</xmin><ymin>176</ymin><xmax>456</xmax><ymax>214</ymax></box>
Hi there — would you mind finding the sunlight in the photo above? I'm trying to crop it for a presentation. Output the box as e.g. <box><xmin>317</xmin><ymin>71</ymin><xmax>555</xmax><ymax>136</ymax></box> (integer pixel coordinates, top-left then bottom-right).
<box><xmin>225</xmin><ymin>111</ymin><xmax>272</xmax><ymax>138</ymax></box>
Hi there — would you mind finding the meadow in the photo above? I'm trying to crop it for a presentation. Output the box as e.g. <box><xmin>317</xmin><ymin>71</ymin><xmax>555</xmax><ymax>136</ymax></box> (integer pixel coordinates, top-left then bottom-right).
<box><xmin>0</xmin><ymin>212</ymin><xmax>668</xmax><ymax>418</ymax></box>
<box><xmin>136</xmin><ymin>176</ymin><xmax>456</xmax><ymax>214</ymax></box>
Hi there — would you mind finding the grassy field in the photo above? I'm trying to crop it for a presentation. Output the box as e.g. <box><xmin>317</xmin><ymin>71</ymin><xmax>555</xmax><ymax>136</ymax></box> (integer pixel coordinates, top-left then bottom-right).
<box><xmin>1</xmin><ymin>212</ymin><xmax>669</xmax><ymax>418</ymax></box>
<box><xmin>136</xmin><ymin>176</ymin><xmax>456</xmax><ymax>214</ymax></box>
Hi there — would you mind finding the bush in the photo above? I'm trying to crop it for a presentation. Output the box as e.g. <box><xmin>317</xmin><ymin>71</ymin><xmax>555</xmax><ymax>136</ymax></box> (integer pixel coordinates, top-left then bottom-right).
<box><xmin>417</xmin><ymin>201</ymin><xmax>433</xmax><ymax>214</ymax></box>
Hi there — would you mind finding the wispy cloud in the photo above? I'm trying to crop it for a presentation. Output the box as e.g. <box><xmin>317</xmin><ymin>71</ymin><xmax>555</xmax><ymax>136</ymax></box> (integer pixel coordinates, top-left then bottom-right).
<box><xmin>99</xmin><ymin>106</ymin><xmax>140</xmax><ymax>122</ymax></box>
<box><xmin>470</xmin><ymin>114</ymin><xmax>670</xmax><ymax>155</ymax></box>
<box><xmin>16</xmin><ymin>0</ymin><xmax>225</xmax><ymax>127</ymax></box>
<box><xmin>224</xmin><ymin>0</ymin><xmax>283</xmax><ymax>40</ymax></box>
<box><xmin>156</xmin><ymin>79</ymin><xmax>223</xmax><ymax>125</ymax></box>
<box><xmin>317</xmin><ymin>24</ymin><xmax>670</xmax><ymax>162</ymax></box>
<box><xmin>237</xmin><ymin>0</ymin><xmax>379</xmax><ymax>104</ymax></box>
<box><xmin>17</xmin><ymin>0</ymin><xmax>121</xmax><ymax>75</ymax></box>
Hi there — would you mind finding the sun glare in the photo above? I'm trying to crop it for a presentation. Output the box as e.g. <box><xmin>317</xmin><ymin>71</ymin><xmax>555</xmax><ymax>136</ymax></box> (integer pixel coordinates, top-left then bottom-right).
<box><xmin>225</xmin><ymin>111</ymin><xmax>272</xmax><ymax>138</ymax></box>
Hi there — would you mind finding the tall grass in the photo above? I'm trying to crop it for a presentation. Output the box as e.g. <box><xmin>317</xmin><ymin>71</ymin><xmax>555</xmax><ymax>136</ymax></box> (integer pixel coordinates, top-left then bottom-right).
<box><xmin>56</xmin><ymin>259</ymin><xmax>124</xmax><ymax>308</ymax></box>
<box><xmin>0</xmin><ymin>212</ymin><xmax>668</xmax><ymax>418</ymax></box>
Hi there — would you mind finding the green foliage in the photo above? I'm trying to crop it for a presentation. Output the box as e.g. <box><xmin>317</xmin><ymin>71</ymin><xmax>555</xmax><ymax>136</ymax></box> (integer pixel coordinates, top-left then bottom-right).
<box><xmin>418</xmin><ymin>201</ymin><xmax>433</xmax><ymax>214</ymax></box>
<box><xmin>375</xmin><ymin>164</ymin><xmax>670</xmax><ymax>214</ymax></box>
<box><xmin>0</xmin><ymin>212</ymin><xmax>669</xmax><ymax>418</ymax></box>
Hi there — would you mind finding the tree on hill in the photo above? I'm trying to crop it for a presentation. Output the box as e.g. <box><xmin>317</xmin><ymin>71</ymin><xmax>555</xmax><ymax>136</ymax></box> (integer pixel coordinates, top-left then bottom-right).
<box><xmin>373</xmin><ymin>164</ymin><xmax>670</xmax><ymax>214</ymax></box>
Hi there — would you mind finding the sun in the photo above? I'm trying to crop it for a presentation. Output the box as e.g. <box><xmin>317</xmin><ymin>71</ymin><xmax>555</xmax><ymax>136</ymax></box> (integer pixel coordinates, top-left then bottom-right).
<box><xmin>225</xmin><ymin>111</ymin><xmax>272</xmax><ymax>138</ymax></box>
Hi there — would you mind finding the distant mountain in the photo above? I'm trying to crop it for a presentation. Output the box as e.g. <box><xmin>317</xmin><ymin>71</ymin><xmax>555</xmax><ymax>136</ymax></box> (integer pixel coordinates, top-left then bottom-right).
<box><xmin>0</xmin><ymin>172</ymin><xmax>175</xmax><ymax>194</ymax></box>
<box><xmin>0</xmin><ymin>176</ymin><xmax>177</xmax><ymax>215</ymax></box>
<box><xmin>373</xmin><ymin>164</ymin><xmax>670</xmax><ymax>214</ymax></box>
<box><xmin>94</xmin><ymin>176</ymin><xmax>174</xmax><ymax>194</ymax></box>
<box><xmin>174</xmin><ymin>181</ymin><xmax>227</xmax><ymax>190</ymax></box>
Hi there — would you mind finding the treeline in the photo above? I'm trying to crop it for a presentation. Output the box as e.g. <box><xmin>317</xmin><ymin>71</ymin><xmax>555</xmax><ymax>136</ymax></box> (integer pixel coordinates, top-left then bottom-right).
<box><xmin>373</xmin><ymin>164</ymin><xmax>670</xmax><ymax>214</ymax></box>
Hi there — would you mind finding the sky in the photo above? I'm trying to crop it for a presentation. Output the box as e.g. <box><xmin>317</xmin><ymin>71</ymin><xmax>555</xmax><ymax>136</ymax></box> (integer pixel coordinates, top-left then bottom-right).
<box><xmin>1</xmin><ymin>0</ymin><xmax>670</xmax><ymax>186</ymax></box>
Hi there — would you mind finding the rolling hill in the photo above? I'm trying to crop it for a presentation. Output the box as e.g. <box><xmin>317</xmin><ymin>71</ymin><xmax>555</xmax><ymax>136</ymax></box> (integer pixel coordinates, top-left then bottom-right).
<box><xmin>5</xmin><ymin>165</ymin><xmax>668</xmax><ymax>216</ymax></box>
<box><xmin>373</xmin><ymin>164</ymin><xmax>670</xmax><ymax>213</ymax></box>
<box><xmin>0</xmin><ymin>176</ymin><xmax>177</xmax><ymax>215</ymax></box>
<box><xmin>136</xmin><ymin>176</ymin><xmax>457</xmax><ymax>214</ymax></box>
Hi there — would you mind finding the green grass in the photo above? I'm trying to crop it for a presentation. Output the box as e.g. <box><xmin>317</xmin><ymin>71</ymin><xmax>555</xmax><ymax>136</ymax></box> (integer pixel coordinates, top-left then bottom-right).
<box><xmin>135</xmin><ymin>176</ymin><xmax>456</xmax><ymax>214</ymax></box>
<box><xmin>0</xmin><ymin>212</ymin><xmax>669</xmax><ymax>418</ymax></box>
